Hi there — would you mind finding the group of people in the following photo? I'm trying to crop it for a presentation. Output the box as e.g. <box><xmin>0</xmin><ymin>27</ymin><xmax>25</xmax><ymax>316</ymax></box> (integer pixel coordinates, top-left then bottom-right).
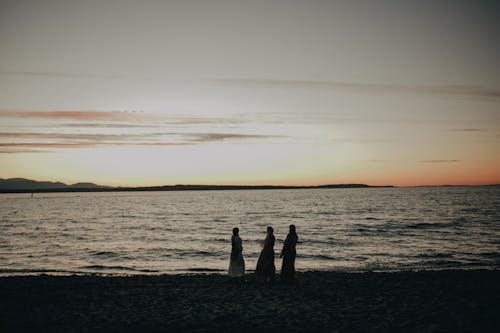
<box><xmin>228</xmin><ymin>225</ymin><xmax>299</xmax><ymax>282</ymax></box>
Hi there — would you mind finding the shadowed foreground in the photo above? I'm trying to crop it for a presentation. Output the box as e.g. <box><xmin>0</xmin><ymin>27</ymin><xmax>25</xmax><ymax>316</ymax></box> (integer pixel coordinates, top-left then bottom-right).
<box><xmin>1</xmin><ymin>270</ymin><xmax>499</xmax><ymax>332</ymax></box>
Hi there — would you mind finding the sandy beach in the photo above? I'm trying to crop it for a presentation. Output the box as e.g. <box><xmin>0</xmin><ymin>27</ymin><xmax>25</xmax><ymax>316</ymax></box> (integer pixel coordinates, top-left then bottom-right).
<box><xmin>1</xmin><ymin>269</ymin><xmax>498</xmax><ymax>332</ymax></box>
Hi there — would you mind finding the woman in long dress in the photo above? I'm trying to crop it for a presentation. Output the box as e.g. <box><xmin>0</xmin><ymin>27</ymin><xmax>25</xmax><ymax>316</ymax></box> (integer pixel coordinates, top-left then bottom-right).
<box><xmin>255</xmin><ymin>226</ymin><xmax>275</xmax><ymax>282</ymax></box>
<box><xmin>280</xmin><ymin>224</ymin><xmax>298</xmax><ymax>282</ymax></box>
<box><xmin>228</xmin><ymin>227</ymin><xmax>245</xmax><ymax>277</ymax></box>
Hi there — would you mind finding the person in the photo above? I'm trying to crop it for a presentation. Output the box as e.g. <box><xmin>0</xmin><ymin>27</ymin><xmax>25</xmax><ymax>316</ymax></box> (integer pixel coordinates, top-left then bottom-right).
<box><xmin>255</xmin><ymin>226</ymin><xmax>275</xmax><ymax>282</ymax></box>
<box><xmin>280</xmin><ymin>224</ymin><xmax>299</xmax><ymax>282</ymax></box>
<box><xmin>228</xmin><ymin>227</ymin><xmax>245</xmax><ymax>277</ymax></box>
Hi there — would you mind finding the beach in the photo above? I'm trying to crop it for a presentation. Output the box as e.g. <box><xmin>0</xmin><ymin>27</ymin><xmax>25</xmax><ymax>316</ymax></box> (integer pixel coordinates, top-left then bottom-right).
<box><xmin>1</xmin><ymin>269</ymin><xmax>498</xmax><ymax>332</ymax></box>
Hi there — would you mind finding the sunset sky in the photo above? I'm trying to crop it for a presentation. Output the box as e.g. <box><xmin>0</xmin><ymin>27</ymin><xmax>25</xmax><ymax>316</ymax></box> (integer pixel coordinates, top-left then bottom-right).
<box><xmin>1</xmin><ymin>0</ymin><xmax>499</xmax><ymax>187</ymax></box>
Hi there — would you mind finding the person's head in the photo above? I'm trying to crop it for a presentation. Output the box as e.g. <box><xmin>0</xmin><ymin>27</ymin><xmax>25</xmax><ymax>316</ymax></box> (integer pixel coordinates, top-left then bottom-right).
<box><xmin>289</xmin><ymin>224</ymin><xmax>296</xmax><ymax>233</ymax></box>
<box><xmin>233</xmin><ymin>227</ymin><xmax>239</xmax><ymax>236</ymax></box>
<box><xmin>267</xmin><ymin>226</ymin><xmax>274</xmax><ymax>235</ymax></box>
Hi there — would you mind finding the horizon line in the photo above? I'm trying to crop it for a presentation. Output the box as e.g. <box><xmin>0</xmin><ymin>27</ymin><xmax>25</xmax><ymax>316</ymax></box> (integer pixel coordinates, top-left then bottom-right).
<box><xmin>1</xmin><ymin>177</ymin><xmax>499</xmax><ymax>191</ymax></box>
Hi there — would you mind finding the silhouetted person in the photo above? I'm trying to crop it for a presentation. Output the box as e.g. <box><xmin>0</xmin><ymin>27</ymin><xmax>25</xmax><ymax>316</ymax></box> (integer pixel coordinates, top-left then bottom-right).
<box><xmin>228</xmin><ymin>227</ymin><xmax>245</xmax><ymax>277</ymax></box>
<box><xmin>280</xmin><ymin>224</ymin><xmax>298</xmax><ymax>282</ymax></box>
<box><xmin>255</xmin><ymin>226</ymin><xmax>275</xmax><ymax>282</ymax></box>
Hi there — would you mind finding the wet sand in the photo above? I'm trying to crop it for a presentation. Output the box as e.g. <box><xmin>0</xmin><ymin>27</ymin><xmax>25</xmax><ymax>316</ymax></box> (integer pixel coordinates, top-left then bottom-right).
<box><xmin>1</xmin><ymin>270</ymin><xmax>499</xmax><ymax>332</ymax></box>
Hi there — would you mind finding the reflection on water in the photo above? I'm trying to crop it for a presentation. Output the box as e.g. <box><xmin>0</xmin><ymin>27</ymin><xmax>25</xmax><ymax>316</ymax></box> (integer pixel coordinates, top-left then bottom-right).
<box><xmin>0</xmin><ymin>187</ymin><xmax>499</xmax><ymax>275</ymax></box>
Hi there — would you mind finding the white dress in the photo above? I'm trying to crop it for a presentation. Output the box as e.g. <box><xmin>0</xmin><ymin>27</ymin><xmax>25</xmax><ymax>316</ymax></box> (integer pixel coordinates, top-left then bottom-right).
<box><xmin>228</xmin><ymin>235</ymin><xmax>245</xmax><ymax>277</ymax></box>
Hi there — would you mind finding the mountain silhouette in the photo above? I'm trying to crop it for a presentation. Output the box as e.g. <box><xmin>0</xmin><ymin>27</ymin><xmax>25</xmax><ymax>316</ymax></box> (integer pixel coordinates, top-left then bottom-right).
<box><xmin>0</xmin><ymin>178</ymin><xmax>108</xmax><ymax>191</ymax></box>
<box><xmin>0</xmin><ymin>178</ymin><xmax>394</xmax><ymax>193</ymax></box>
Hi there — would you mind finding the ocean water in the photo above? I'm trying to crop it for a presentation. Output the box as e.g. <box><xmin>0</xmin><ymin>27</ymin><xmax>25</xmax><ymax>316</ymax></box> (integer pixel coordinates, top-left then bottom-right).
<box><xmin>0</xmin><ymin>187</ymin><xmax>499</xmax><ymax>276</ymax></box>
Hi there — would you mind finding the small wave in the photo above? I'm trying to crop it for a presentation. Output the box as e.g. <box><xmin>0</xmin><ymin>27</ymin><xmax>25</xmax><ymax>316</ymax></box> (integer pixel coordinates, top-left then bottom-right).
<box><xmin>181</xmin><ymin>268</ymin><xmax>225</xmax><ymax>272</ymax></box>
<box><xmin>303</xmin><ymin>238</ymin><xmax>354</xmax><ymax>247</ymax></box>
<box><xmin>480</xmin><ymin>252</ymin><xmax>500</xmax><ymax>264</ymax></box>
<box><xmin>79</xmin><ymin>265</ymin><xmax>158</xmax><ymax>273</ymax></box>
<box><xmin>207</xmin><ymin>237</ymin><xmax>228</xmax><ymax>243</ymax></box>
<box><xmin>173</xmin><ymin>250</ymin><xmax>222</xmax><ymax>258</ymax></box>
<box><xmin>0</xmin><ymin>268</ymin><xmax>64</xmax><ymax>274</ymax></box>
<box><xmin>415</xmin><ymin>259</ymin><xmax>464</xmax><ymax>268</ymax></box>
<box><xmin>407</xmin><ymin>221</ymin><xmax>462</xmax><ymax>229</ymax></box>
<box><xmin>245</xmin><ymin>211</ymin><xmax>280</xmax><ymax>216</ymax></box>
<box><xmin>418</xmin><ymin>252</ymin><xmax>454</xmax><ymax>259</ymax></box>
<box><xmin>315</xmin><ymin>211</ymin><xmax>337</xmax><ymax>216</ymax></box>
<box><xmin>91</xmin><ymin>251</ymin><xmax>119</xmax><ymax>257</ymax></box>
<box><xmin>461</xmin><ymin>208</ymin><xmax>480</xmax><ymax>213</ymax></box>
<box><xmin>300</xmin><ymin>254</ymin><xmax>337</xmax><ymax>260</ymax></box>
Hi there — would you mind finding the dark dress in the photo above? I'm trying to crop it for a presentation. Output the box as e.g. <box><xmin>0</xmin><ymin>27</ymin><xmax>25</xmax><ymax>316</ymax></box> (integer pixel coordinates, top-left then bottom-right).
<box><xmin>280</xmin><ymin>232</ymin><xmax>298</xmax><ymax>281</ymax></box>
<box><xmin>228</xmin><ymin>235</ymin><xmax>245</xmax><ymax>277</ymax></box>
<box><xmin>255</xmin><ymin>234</ymin><xmax>275</xmax><ymax>281</ymax></box>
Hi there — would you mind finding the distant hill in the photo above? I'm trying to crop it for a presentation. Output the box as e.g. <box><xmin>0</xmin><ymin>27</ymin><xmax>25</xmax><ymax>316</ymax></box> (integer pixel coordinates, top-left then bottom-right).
<box><xmin>0</xmin><ymin>178</ymin><xmax>393</xmax><ymax>193</ymax></box>
<box><xmin>0</xmin><ymin>178</ymin><xmax>109</xmax><ymax>191</ymax></box>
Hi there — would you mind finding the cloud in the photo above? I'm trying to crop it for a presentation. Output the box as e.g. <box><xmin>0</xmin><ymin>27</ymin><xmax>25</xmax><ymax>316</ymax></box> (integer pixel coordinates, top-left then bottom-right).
<box><xmin>449</xmin><ymin>128</ymin><xmax>489</xmax><ymax>132</ymax></box>
<box><xmin>0</xmin><ymin>131</ymin><xmax>284</xmax><ymax>153</ymax></box>
<box><xmin>0</xmin><ymin>69</ymin><xmax>118</xmax><ymax>79</ymax></box>
<box><xmin>187</xmin><ymin>133</ymin><xmax>283</xmax><ymax>143</ymax></box>
<box><xmin>0</xmin><ymin>110</ymin><xmax>244</xmax><ymax>125</ymax></box>
<box><xmin>0</xmin><ymin>110</ymin><xmax>283</xmax><ymax>154</ymax></box>
<box><xmin>0</xmin><ymin>110</ymin><xmax>144</xmax><ymax>121</ymax></box>
<box><xmin>217</xmin><ymin>78</ymin><xmax>500</xmax><ymax>100</ymax></box>
<box><xmin>0</xmin><ymin>149</ymin><xmax>50</xmax><ymax>154</ymax></box>
<box><xmin>0</xmin><ymin>142</ymin><xmax>191</xmax><ymax>149</ymax></box>
<box><xmin>420</xmin><ymin>160</ymin><xmax>462</xmax><ymax>163</ymax></box>
<box><xmin>63</xmin><ymin>123</ymin><xmax>163</xmax><ymax>129</ymax></box>
<box><xmin>0</xmin><ymin>142</ymin><xmax>108</xmax><ymax>148</ymax></box>
<box><xmin>0</xmin><ymin>132</ymin><xmax>155</xmax><ymax>141</ymax></box>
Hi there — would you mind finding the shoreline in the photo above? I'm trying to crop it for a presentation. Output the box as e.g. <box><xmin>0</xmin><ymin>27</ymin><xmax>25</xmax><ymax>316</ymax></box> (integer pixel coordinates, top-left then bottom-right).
<box><xmin>2</xmin><ymin>184</ymin><xmax>500</xmax><ymax>194</ymax></box>
<box><xmin>1</xmin><ymin>183</ymin><xmax>393</xmax><ymax>194</ymax></box>
<box><xmin>1</xmin><ymin>265</ymin><xmax>499</xmax><ymax>278</ymax></box>
<box><xmin>1</xmin><ymin>269</ymin><xmax>498</xmax><ymax>332</ymax></box>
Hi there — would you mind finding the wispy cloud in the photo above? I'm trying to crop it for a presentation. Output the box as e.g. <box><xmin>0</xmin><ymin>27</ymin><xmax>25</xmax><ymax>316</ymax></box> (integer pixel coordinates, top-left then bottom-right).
<box><xmin>0</xmin><ymin>131</ymin><xmax>284</xmax><ymax>153</ymax></box>
<box><xmin>188</xmin><ymin>133</ymin><xmax>283</xmax><ymax>143</ymax></box>
<box><xmin>0</xmin><ymin>132</ymin><xmax>155</xmax><ymax>141</ymax></box>
<box><xmin>420</xmin><ymin>160</ymin><xmax>462</xmax><ymax>163</ymax></box>
<box><xmin>0</xmin><ymin>109</ymin><xmax>284</xmax><ymax>153</ymax></box>
<box><xmin>0</xmin><ymin>110</ymin><xmax>145</xmax><ymax>121</ymax></box>
<box><xmin>0</xmin><ymin>69</ymin><xmax>119</xmax><ymax>79</ymax></box>
<box><xmin>217</xmin><ymin>78</ymin><xmax>500</xmax><ymax>100</ymax></box>
<box><xmin>0</xmin><ymin>110</ymin><xmax>244</xmax><ymax>125</ymax></box>
<box><xmin>62</xmin><ymin>123</ymin><xmax>163</xmax><ymax>129</ymax></box>
<box><xmin>0</xmin><ymin>142</ymin><xmax>110</xmax><ymax>148</ymax></box>
<box><xmin>0</xmin><ymin>149</ymin><xmax>50</xmax><ymax>154</ymax></box>
<box><xmin>449</xmin><ymin>128</ymin><xmax>489</xmax><ymax>132</ymax></box>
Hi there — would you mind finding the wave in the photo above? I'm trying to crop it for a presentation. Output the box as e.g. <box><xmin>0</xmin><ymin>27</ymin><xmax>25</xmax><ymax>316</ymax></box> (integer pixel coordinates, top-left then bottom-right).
<box><xmin>406</xmin><ymin>221</ymin><xmax>465</xmax><ymax>229</ymax></box>
<box><xmin>79</xmin><ymin>265</ymin><xmax>158</xmax><ymax>273</ymax></box>
<box><xmin>180</xmin><ymin>268</ymin><xmax>225</xmax><ymax>272</ymax></box>
<box><xmin>299</xmin><ymin>254</ymin><xmax>337</xmax><ymax>260</ymax></box>
<box><xmin>91</xmin><ymin>251</ymin><xmax>119</xmax><ymax>258</ymax></box>
<box><xmin>314</xmin><ymin>211</ymin><xmax>338</xmax><ymax>216</ymax></box>
<box><xmin>412</xmin><ymin>260</ymin><xmax>475</xmax><ymax>268</ymax></box>
<box><xmin>301</xmin><ymin>238</ymin><xmax>354</xmax><ymax>247</ymax></box>
<box><xmin>480</xmin><ymin>252</ymin><xmax>500</xmax><ymax>264</ymax></box>
<box><xmin>0</xmin><ymin>268</ymin><xmax>68</xmax><ymax>274</ymax></box>
<box><xmin>417</xmin><ymin>252</ymin><xmax>454</xmax><ymax>259</ymax></box>
<box><xmin>461</xmin><ymin>208</ymin><xmax>481</xmax><ymax>214</ymax></box>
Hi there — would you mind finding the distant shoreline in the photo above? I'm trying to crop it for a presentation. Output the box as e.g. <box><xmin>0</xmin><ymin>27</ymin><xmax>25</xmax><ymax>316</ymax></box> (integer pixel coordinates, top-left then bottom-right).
<box><xmin>1</xmin><ymin>185</ymin><xmax>499</xmax><ymax>194</ymax></box>
<box><xmin>1</xmin><ymin>178</ymin><xmax>498</xmax><ymax>193</ymax></box>
<box><xmin>0</xmin><ymin>183</ymin><xmax>394</xmax><ymax>194</ymax></box>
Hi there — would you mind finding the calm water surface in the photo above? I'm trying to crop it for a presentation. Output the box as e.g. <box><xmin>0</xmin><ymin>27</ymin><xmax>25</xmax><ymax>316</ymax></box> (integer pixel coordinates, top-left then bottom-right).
<box><xmin>0</xmin><ymin>187</ymin><xmax>499</xmax><ymax>275</ymax></box>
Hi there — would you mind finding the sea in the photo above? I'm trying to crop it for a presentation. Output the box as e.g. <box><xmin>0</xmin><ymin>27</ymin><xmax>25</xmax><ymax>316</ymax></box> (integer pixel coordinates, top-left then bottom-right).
<box><xmin>0</xmin><ymin>186</ymin><xmax>499</xmax><ymax>276</ymax></box>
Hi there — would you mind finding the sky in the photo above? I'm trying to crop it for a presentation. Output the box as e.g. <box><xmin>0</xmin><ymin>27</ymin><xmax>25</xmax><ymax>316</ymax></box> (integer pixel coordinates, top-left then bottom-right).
<box><xmin>0</xmin><ymin>0</ymin><xmax>499</xmax><ymax>187</ymax></box>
